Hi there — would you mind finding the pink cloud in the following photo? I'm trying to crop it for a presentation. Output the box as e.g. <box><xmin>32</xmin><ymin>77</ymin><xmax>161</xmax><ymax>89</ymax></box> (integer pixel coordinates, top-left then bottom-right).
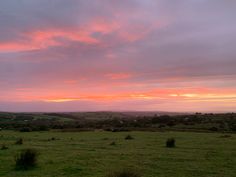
<box><xmin>106</xmin><ymin>73</ymin><xmax>133</xmax><ymax>80</ymax></box>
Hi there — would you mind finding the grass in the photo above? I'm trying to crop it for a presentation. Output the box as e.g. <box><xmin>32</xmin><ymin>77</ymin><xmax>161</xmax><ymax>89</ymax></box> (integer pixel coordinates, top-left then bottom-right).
<box><xmin>0</xmin><ymin>130</ymin><xmax>235</xmax><ymax>177</ymax></box>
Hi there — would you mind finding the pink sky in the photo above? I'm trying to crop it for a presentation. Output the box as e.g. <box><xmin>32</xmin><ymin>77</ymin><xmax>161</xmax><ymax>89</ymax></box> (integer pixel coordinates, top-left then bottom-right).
<box><xmin>0</xmin><ymin>0</ymin><xmax>236</xmax><ymax>112</ymax></box>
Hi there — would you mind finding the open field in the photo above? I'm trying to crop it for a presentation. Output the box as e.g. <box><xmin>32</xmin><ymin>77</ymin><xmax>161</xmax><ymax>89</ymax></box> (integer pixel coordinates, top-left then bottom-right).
<box><xmin>0</xmin><ymin>130</ymin><xmax>235</xmax><ymax>177</ymax></box>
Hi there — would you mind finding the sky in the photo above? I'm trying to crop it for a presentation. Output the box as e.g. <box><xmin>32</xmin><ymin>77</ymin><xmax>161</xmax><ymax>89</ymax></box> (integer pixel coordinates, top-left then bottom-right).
<box><xmin>0</xmin><ymin>0</ymin><xmax>236</xmax><ymax>112</ymax></box>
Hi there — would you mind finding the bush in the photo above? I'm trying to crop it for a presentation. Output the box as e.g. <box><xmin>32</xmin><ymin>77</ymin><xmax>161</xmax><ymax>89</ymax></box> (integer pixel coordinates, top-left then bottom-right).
<box><xmin>110</xmin><ymin>141</ymin><xmax>116</xmax><ymax>146</ymax></box>
<box><xmin>15</xmin><ymin>149</ymin><xmax>38</xmax><ymax>170</ymax></box>
<box><xmin>48</xmin><ymin>137</ymin><xmax>58</xmax><ymax>141</ymax></box>
<box><xmin>107</xmin><ymin>169</ymin><xmax>141</xmax><ymax>177</ymax></box>
<box><xmin>19</xmin><ymin>127</ymin><xmax>32</xmax><ymax>132</ymax></box>
<box><xmin>1</xmin><ymin>144</ymin><xmax>8</xmax><ymax>150</ymax></box>
<box><xmin>209</xmin><ymin>127</ymin><xmax>218</xmax><ymax>131</ymax></box>
<box><xmin>228</xmin><ymin>123</ymin><xmax>236</xmax><ymax>131</ymax></box>
<box><xmin>166</xmin><ymin>138</ymin><xmax>175</xmax><ymax>148</ymax></box>
<box><xmin>219</xmin><ymin>134</ymin><xmax>231</xmax><ymax>138</ymax></box>
<box><xmin>15</xmin><ymin>138</ymin><xmax>23</xmax><ymax>145</ymax></box>
<box><xmin>125</xmin><ymin>135</ymin><xmax>134</xmax><ymax>140</ymax></box>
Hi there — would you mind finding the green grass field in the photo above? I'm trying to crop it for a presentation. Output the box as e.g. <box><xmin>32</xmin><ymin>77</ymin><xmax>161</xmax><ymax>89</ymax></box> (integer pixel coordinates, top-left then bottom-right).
<box><xmin>0</xmin><ymin>131</ymin><xmax>235</xmax><ymax>177</ymax></box>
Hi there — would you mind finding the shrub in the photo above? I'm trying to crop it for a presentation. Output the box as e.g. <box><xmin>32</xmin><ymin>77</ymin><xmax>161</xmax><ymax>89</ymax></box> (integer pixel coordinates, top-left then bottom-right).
<box><xmin>158</xmin><ymin>124</ymin><xmax>165</xmax><ymax>128</ymax></box>
<box><xmin>110</xmin><ymin>141</ymin><xmax>116</xmax><ymax>146</ymax></box>
<box><xmin>107</xmin><ymin>169</ymin><xmax>141</xmax><ymax>177</ymax></box>
<box><xmin>19</xmin><ymin>127</ymin><xmax>32</xmax><ymax>132</ymax></box>
<box><xmin>48</xmin><ymin>137</ymin><xmax>57</xmax><ymax>141</ymax></box>
<box><xmin>1</xmin><ymin>144</ymin><xmax>8</xmax><ymax>150</ymax></box>
<box><xmin>15</xmin><ymin>149</ymin><xmax>38</xmax><ymax>170</ymax></box>
<box><xmin>166</xmin><ymin>138</ymin><xmax>175</xmax><ymax>148</ymax></box>
<box><xmin>38</xmin><ymin>125</ymin><xmax>49</xmax><ymax>131</ymax></box>
<box><xmin>228</xmin><ymin>123</ymin><xmax>236</xmax><ymax>131</ymax></box>
<box><xmin>125</xmin><ymin>135</ymin><xmax>134</xmax><ymax>140</ymax></box>
<box><xmin>219</xmin><ymin>134</ymin><xmax>231</xmax><ymax>138</ymax></box>
<box><xmin>209</xmin><ymin>127</ymin><xmax>218</xmax><ymax>131</ymax></box>
<box><xmin>15</xmin><ymin>138</ymin><xmax>23</xmax><ymax>145</ymax></box>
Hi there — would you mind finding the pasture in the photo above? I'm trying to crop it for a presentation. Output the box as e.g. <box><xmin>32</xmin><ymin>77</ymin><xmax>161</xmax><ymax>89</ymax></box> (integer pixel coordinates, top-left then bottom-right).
<box><xmin>0</xmin><ymin>131</ymin><xmax>235</xmax><ymax>177</ymax></box>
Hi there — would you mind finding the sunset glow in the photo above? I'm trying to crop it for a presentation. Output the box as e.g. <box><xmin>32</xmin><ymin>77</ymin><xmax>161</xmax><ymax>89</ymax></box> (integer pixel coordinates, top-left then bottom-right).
<box><xmin>0</xmin><ymin>0</ymin><xmax>236</xmax><ymax>112</ymax></box>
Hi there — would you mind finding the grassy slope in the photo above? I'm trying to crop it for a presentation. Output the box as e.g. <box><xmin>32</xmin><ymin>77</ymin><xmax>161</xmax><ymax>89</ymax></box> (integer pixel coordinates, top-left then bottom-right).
<box><xmin>0</xmin><ymin>131</ymin><xmax>235</xmax><ymax>177</ymax></box>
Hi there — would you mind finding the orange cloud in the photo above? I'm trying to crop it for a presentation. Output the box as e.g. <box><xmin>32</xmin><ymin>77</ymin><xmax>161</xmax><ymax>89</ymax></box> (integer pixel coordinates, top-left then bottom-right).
<box><xmin>1</xmin><ymin>78</ymin><xmax>236</xmax><ymax>112</ymax></box>
<box><xmin>44</xmin><ymin>98</ymin><xmax>80</xmax><ymax>102</ymax></box>
<box><xmin>34</xmin><ymin>87</ymin><xmax>236</xmax><ymax>104</ymax></box>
